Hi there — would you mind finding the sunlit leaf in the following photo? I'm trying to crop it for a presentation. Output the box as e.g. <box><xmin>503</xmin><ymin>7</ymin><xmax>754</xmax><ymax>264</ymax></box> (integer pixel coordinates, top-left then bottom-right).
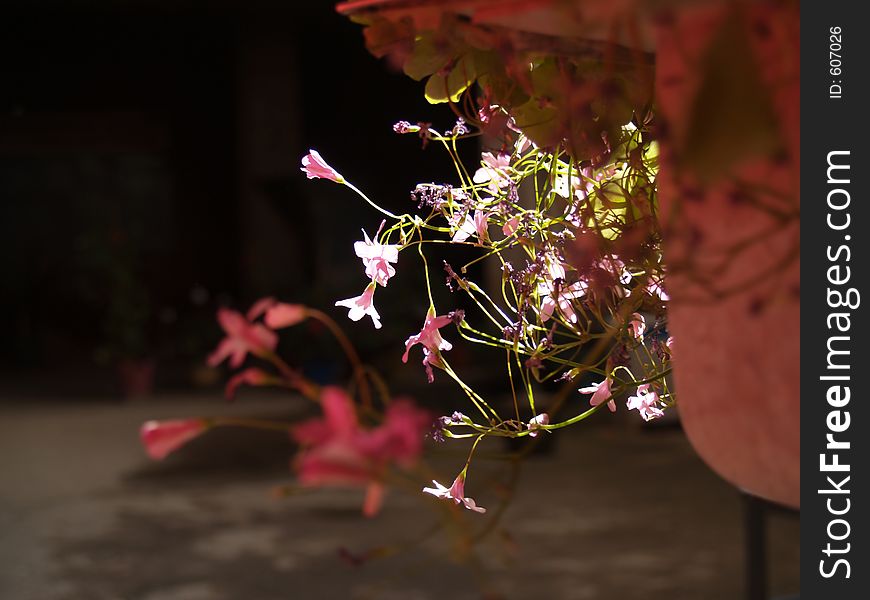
<box><xmin>424</xmin><ymin>55</ymin><xmax>476</xmax><ymax>104</ymax></box>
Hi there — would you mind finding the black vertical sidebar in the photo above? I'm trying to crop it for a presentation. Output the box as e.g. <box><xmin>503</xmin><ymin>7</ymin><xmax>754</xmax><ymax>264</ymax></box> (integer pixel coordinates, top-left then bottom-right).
<box><xmin>802</xmin><ymin>2</ymin><xmax>869</xmax><ymax>598</ymax></box>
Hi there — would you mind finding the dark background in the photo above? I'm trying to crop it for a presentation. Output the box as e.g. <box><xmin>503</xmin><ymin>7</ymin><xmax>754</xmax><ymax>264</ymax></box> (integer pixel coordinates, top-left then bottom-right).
<box><xmin>0</xmin><ymin>0</ymin><xmax>478</xmax><ymax>398</ymax></box>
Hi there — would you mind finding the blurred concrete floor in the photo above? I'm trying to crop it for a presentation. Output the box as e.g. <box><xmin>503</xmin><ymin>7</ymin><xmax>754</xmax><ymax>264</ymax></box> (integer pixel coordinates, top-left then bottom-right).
<box><xmin>0</xmin><ymin>393</ymin><xmax>799</xmax><ymax>600</ymax></box>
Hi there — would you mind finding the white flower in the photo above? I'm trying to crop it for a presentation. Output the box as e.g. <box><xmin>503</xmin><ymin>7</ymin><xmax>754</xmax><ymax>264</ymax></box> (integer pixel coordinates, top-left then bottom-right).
<box><xmin>528</xmin><ymin>413</ymin><xmax>550</xmax><ymax>437</ymax></box>
<box><xmin>626</xmin><ymin>384</ymin><xmax>665</xmax><ymax>422</ymax></box>
<box><xmin>335</xmin><ymin>283</ymin><xmax>382</xmax><ymax>329</ymax></box>
<box><xmin>628</xmin><ymin>313</ymin><xmax>646</xmax><ymax>339</ymax></box>
<box><xmin>354</xmin><ymin>229</ymin><xmax>399</xmax><ymax>287</ymax></box>
<box><xmin>578</xmin><ymin>379</ymin><xmax>616</xmax><ymax>412</ymax></box>
<box><xmin>423</xmin><ymin>474</ymin><xmax>486</xmax><ymax>514</ymax></box>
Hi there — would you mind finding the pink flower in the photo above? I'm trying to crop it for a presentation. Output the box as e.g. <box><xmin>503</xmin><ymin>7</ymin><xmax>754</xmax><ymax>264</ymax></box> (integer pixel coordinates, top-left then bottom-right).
<box><xmin>359</xmin><ymin>399</ymin><xmax>433</xmax><ymax>466</ymax></box>
<box><xmin>646</xmin><ymin>278</ymin><xmax>670</xmax><ymax>301</ymax></box>
<box><xmin>140</xmin><ymin>419</ymin><xmax>208</xmax><ymax>460</ymax></box>
<box><xmin>537</xmin><ymin>256</ymin><xmax>587</xmax><ymax>324</ymax></box>
<box><xmin>451</xmin><ymin>213</ymin><xmax>475</xmax><ymax>243</ymax></box>
<box><xmin>291</xmin><ymin>386</ymin><xmax>431</xmax><ymax>517</ymax></box>
<box><xmin>553</xmin><ymin>171</ymin><xmax>582</xmax><ymax>199</ymax></box>
<box><xmin>515</xmin><ymin>135</ymin><xmax>533</xmax><ymax>154</ymax></box>
<box><xmin>354</xmin><ymin>230</ymin><xmax>400</xmax><ymax>286</ymax></box>
<box><xmin>207</xmin><ymin>308</ymin><xmax>278</xmax><ymax>368</ymax></box>
<box><xmin>402</xmin><ymin>310</ymin><xmax>454</xmax><ymax>383</ymax></box>
<box><xmin>246</xmin><ymin>296</ymin><xmax>276</xmax><ymax>321</ymax></box>
<box><xmin>292</xmin><ymin>396</ymin><xmax>353</xmax><ymax>449</ymax></box>
<box><xmin>301</xmin><ymin>150</ymin><xmax>344</xmax><ymax>183</ymax></box>
<box><xmin>225</xmin><ymin>367</ymin><xmax>275</xmax><ymax>400</ymax></box>
<box><xmin>244</xmin><ymin>296</ymin><xmax>307</xmax><ymax>329</ymax></box>
<box><xmin>578</xmin><ymin>378</ymin><xmax>616</xmax><ymax>412</ymax></box>
<box><xmin>596</xmin><ymin>255</ymin><xmax>632</xmax><ymax>286</ymax></box>
<box><xmin>502</xmin><ymin>216</ymin><xmax>520</xmax><ymax>237</ymax></box>
<box><xmin>539</xmin><ymin>281</ymin><xmax>587</xmax><ymax>324</ymax></box>
<box><xmin>450</xmin><ymin>209</ymin><xmax>490</xmax><ymax>244</ymax></box>
<box><xmin>264</xmin><ymin>302</ymin><xmax>307</xmax><ymax>329</ymax></box>
<box><xmin>626</xmin><ymin>384</ymin><xmax>665</xmax><ymax>422</ymax></box>
<box><xmin>472</xmin><ymin>210</ymin><xmax>490</xmax><ymax>241</ymax></box>
<box><xmin>570</xmin><ymin>166</ymin><xmax>595</xmax><ymax>202</ymax></box>
<box><xmin>473</xmin><ymin>152</ymin><xmax>512</xmax><ymax>192</ymax></box>
<box><xmin>628</xmin><ymin>313</ymin><xmax>646</xmax><ymax>339</ymax></box>
<box><xmin>335</xmin><ymin>283</ymin><xmax>382</xmax><ymax>329</ymax></box>
<box><xmin>423</xmin><ymin>473</ymin><xmax>487</xmax><ymax>513</ymax></box>
<box><xmin>528</xmin><ymin>413</ymin><xmax>550</xmax><ymax>437</ymax></box>
<box><xmin>666</xmin><ymin>336</ymin><xmax>674</xmax><ymax>352</ymax></box>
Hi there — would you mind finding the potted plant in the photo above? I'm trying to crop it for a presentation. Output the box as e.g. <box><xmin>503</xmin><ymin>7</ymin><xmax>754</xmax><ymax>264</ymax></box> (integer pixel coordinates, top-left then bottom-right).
<box><xmin>333</xmin><ymin>0</ymin><xmax>800</xmax><ymax>509</ymax></box>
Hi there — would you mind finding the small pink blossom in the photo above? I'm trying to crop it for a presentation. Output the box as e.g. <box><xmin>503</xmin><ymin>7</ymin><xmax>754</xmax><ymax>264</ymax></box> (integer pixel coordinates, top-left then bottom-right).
<box><xmin>451</xmin><ymin>213</ymin><xmax>474</xmax><ymax>243</ymax></box>
<box><xmin>544</xmin><ymin>256</ymin><xmax>567</xmax><ymax>284</ymax></box>
<box><xmin>246</xmin><ymin>296</ymin><xmax>276</xmax><ymax>321</ymax></box>
<box><xmin>579</xmin><ymin>378</ymin><xmax>616</xmax><ymax>412</ymax></box>
<box><xmin>359</xmin><ymin>399</ymin><xmax>433</xmax><ymax>467</ymax></box>
<box><xmin>423</xmin><ymin>473</ymin><xmax>487</xmax><ymax>513</ymax></box>
<box><xmin>207</xmin><ymin>308</ymin><xmax>278</xmax><ymax>368</ymax></box>
<box><xmin>666</xmin><ymin>336</ymin><xmax>674</xmax><ymax>352</ymax></box>
<box><xmin>626</xmin><ymin>384</ymin><xmax>665</xmax><ymax>422</ymax></box>
<box><xmin>264</xmin><ymin>302</ymin><xmax>307</xmax><ymax>329</ymax></box>
<box><xmin>140</xmin><ymin>419</ymin><xmax>209</xmax><ymax>460</ymax></box>
<box><xmin>502</xmin><ymin>216</ymin><xmax>520</xmax><ymax>237</ymax></box>
<box><xmin>451</xmin><ymin>209</ymin><xmax>490</xmax><ymax>244</ymax></box>
<box><xmin>573</xmin><ymin>165</ymin><xmax>595</xmax><ymax>201</ymax></box>
<box><xmin>596</xmin><ymin>255</ymin><xmax>632</xmax><ymax>286</ymax></box>
<box><xmin>293</xmin><ymin>387</ymin><xmax>358</xmax><ymax>446</ymax></box>
<box><xmin>478</xmin><ymin>101</ymin><xmax>522</xmax><ymax>136</ymax></box>
<box><xmin>646</xmin><ymin>278</ymin><xmax>670</xmax><ymax>301</ymax></box>
<box><xmin>291</xmin><ymin>387</ymin><xmax>431</xmax><ymax>517</ymax></box>
<box><xmin>472</xmin><ymin>152</ymin><xmax>512</xmax><ymax>192</ymax></box>
<box><xmin>472</xmin><ymin>210</ymin><xmax>490</xmax><ymax>241</ymax></box>
<box><xmin>301</xmin><ymin>150</ymin><xmax>344</xmax><ymax>183</ymax></box>
<box><xmin>528</xmin><ymin>413</ymin><xmax>550</xmax><ymax>437</ymax></box>
<box><xmin>515</xmin><ymin>135</ymin><xmax>533</xmax><ymax>154</ymax></box>
<box><xmin>539</xmin><ymin>281</ymin><xmax>587</xmax><ymax>324</ymax></box>
<box><xmin>225</xmin><ymin>367</ymin><xmax>275</xmax><ymax>400</ymax></box>
<box><xmin>335</xmin><ymin>283</ymin><xmax>382</xmax><ymax>329</ymax></box>
<box><xmin>354</xmin><ymin>230</ymin><xmax>399</xmax><ymax>286</ymax></box>
<box><xmin>402</xmin><ymin>310</ymin><xmax>454</xmax><ymax>382</ymax></box>
<box><xmin>537</xmin><ymin>255</ymin><xmax>586</xmax><ymax>324</ymax></box>
<box><xmin>628</xmin><ymin>313</ymin><xmax>646</xmax><ymax>339</ymax></box>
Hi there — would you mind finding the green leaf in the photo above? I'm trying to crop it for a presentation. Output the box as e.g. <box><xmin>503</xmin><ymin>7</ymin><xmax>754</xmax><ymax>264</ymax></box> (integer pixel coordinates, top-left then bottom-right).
<box><xmin>424</xmin><ymin>55</ymin><xmax>476</xmax><ymax>104</ymax></box>
<box><xmin>512</xmin><ymin>99</ymin><xmax>561</xmax><ymax>148</ymax></box>
<box><xmin>403</xmin><ymin>32</ymin><xmax>454</xmax><ymax>81</ymax></box>
<box><xmin>528</xmin><ymin>58</ymin><xmax>561</xmax><ymax>99</ymax></box>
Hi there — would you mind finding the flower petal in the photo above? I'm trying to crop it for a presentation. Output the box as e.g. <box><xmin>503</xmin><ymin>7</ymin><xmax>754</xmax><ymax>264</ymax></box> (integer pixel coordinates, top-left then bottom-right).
<box><xmin>140</xmin><ymin>419</ymin><xmax>208</xmax><ymax>460</ymax></box>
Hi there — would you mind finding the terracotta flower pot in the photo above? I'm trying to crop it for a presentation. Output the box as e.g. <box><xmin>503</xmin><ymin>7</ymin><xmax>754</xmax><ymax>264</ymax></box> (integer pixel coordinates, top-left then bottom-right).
<box><xmin>655</xmin><ymin>3</ymin><xmax>800</xmax><ymax>508</ymax></box>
